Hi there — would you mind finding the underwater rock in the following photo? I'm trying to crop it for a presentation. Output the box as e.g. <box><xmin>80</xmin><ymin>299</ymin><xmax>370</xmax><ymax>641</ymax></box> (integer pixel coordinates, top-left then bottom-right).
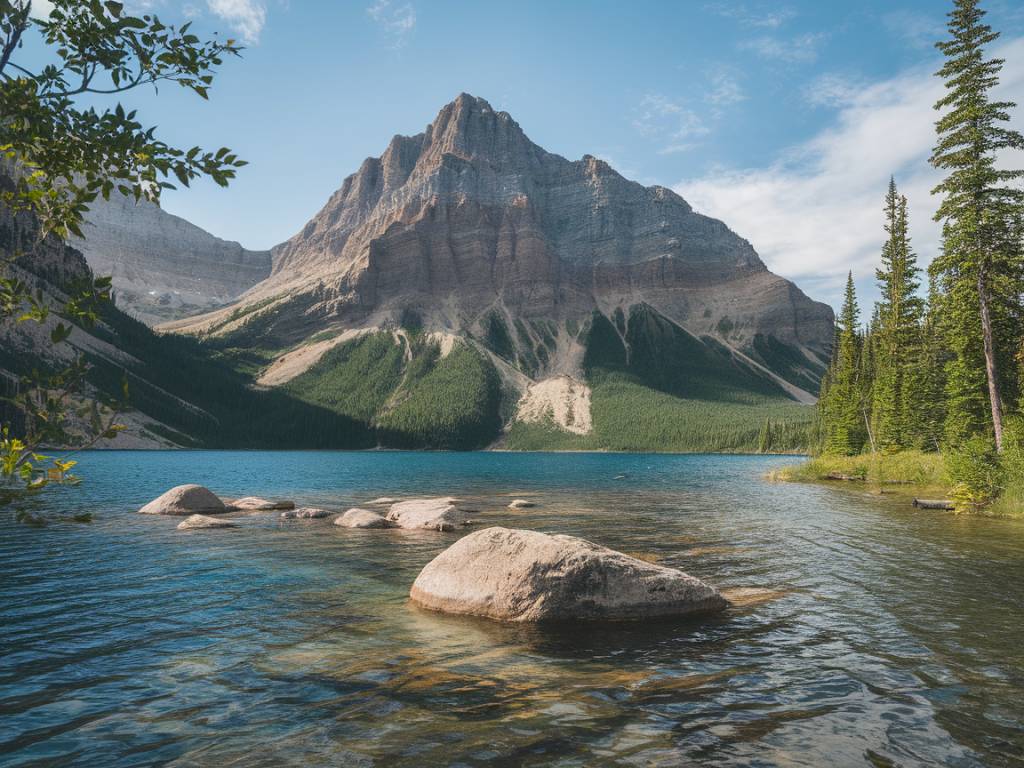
<box><xmin>176</xmin><ymin>514</ymin><xmax>237</xmax><ymax>530</ymax></box>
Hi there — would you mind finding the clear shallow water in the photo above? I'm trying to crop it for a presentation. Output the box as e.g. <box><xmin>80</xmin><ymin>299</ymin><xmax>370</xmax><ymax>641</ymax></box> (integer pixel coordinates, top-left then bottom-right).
<box><xmin>2</xmin><ymin>451</ymin><xmax>1024</xmax><ymax>767</ymax></box>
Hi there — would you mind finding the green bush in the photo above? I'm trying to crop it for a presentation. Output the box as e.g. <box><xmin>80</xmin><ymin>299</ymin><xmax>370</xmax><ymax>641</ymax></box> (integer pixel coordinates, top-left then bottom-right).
<box><xmin>947</xmin><ymin>434</ymin><xmax>1003</xmax><ymax>509</ymax></box>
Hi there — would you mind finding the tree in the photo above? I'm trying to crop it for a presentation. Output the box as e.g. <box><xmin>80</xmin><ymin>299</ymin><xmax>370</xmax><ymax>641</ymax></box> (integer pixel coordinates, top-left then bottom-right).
<box><xmin>819</xmin><ymin>272</ymin><xmax>866</xmax><ymax>455</ymax></box>
<box><xmin>872</xmin><ymin>178</ymin><xmax>924</xmax><ymax>451</ymax></box>
<box><xmin>0</xmin><ymin>0</ymin><xmax>244</xmax><ymax>496</ymax></box>
<box><xmin>930</xmin><ymin>0</ymin><xmax>1024</xmax><ymax>452</ymax></box>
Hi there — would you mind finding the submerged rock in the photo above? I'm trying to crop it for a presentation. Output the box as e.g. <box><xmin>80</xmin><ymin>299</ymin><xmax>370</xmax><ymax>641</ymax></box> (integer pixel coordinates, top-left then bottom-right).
<box><xmin>177</xmin><ymin>514</ymin><xmax>237</xmax><ymax>530</ymax></box>
<box><xmin>410</xmin><ymin>527</ymin><xmax>729</xmax><ymax>622</ymax></box>
<box><xmin>139</xmin><ymin>484</ymin><xmax>227</xmax><ymax>516</ymax></box>
<box><xmin>387</xmin><ymin>499</ymin><xmax>469</xmax><ymax>532</ymax></box>
<box><xmin>281</xmin><ymin>507</ymin><xmax>332</xmax><ymax>519</ymax></box>
<box><xmin>228</xmin><ymin>496</ymin><xmax>296</xmax><ymax>511</ymax></box>
<box><xmin>367</xmin><ymin>497</ymin><xmax>400</xmax><ymax>505</ymax></box>
<box><xmin>335</xmin><ymin>508</ymin><xmax>393</xmax><ymax>529</ymax></box>
<box><xmin>508</xmin><ymin>499</ymin><xmax>537</xmax><ymax>509</ymax></box>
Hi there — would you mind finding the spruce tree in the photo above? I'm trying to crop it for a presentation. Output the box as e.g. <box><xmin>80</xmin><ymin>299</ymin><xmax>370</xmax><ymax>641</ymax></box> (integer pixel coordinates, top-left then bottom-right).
<box><xmin>872</xmin><ymin>179</ymin><xmax>924</xmax><ymax>451</ymax></box>
<box><xmin>930</xmin><ymin>0</ymin><xmax>1024</xmax><ymax>451</ymax></box>
<box><xmin>904</xmin><ymin>275</ymin><xmax>948</xmax><ymax>450</ymax></box>
<box><xmin>820</xmin><ymin>273</ymin><xmax>866</xmax><ymax>455</ymax></box>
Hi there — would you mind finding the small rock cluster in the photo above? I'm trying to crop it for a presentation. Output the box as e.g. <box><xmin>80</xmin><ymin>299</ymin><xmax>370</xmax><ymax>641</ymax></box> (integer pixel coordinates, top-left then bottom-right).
<box><xmin>137</xmin><ymin>485</ymin><xmax>730</xmax><ymax>623</ymax></box>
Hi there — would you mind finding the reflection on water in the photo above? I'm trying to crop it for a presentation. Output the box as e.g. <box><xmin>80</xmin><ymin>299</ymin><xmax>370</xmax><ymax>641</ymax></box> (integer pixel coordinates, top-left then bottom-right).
<box><xmin>2</xmin><ymin>451</ymin><xmax>1023</xmax><ymax>766</ymax></box>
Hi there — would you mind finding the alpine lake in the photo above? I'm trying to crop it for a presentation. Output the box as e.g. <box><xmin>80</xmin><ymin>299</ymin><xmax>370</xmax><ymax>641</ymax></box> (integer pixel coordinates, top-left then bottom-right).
<box><xmin>2</xmin><ymin>451</ymin><xmax>1023</xmax><ymax>767</ymax></box>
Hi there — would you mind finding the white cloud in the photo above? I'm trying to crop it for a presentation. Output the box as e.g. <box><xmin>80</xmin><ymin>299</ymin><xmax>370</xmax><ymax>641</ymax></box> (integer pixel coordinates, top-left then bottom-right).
<box><xmin>674</xmin><ymin>37</ymin><xmax>1024</xmax><ymax>307</ymax></box>
<box><xmin>706</xmin><ymin>67</ymin><xmax>746</xmax><ymax>107</ymax></box>
<box><xmin>367</xmin><ymin>0</ymin><xmax>416</xmax><ymax>47</ymax></box>
<box><xmin>883</xmin><ymin>9</ymin><xmax>946</xmax><ymax>50</ymax></box>
<box><xmin>740</xmin><ymin>32</ymin><xmax>826</xmax><ymax>63</ymax></box>
<box><xmin>633</xmin><ymin>94</ymin><xmax>710</xmax><ymax>155</ymax></box>
<box><xmin>707</xmin><ymin>3</ymin><xmax>796</xmax><ymax>29</ymax></box>
<box><xmin>28</xmin><ymin>0</ymin><xmax>55</xmax><ymax>18</ymax></box>
<box><xmin>207</xmin><ymin>0</ymin><xmax>266</xmax><ymax>44</ymax></box>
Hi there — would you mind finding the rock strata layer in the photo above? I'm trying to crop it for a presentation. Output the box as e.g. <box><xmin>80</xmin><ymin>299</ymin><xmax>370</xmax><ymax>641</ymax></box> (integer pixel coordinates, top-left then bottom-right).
<box><xmin>410</xmin><ymin>526</ymin><xmax>729</xmax><ymax>622</ymax></box>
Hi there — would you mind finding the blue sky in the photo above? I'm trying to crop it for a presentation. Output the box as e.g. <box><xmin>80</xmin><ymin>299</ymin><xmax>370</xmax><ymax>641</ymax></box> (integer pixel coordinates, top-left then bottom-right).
<box><xmin>27</xmin><ymin>1</ymin><xmax>1024</xmax><ymax>308</ymax></box>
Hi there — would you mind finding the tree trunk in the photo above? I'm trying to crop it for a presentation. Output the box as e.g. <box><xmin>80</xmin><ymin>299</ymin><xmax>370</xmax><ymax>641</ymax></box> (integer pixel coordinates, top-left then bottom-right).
<box><xmin>977</xmin><ymin>269</ymin><xmax>1004</xmax><ymax>452</ymax></box>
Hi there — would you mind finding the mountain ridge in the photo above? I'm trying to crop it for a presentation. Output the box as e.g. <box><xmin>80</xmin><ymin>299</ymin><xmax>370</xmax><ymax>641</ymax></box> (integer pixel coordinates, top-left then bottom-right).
<box><xmin>166</xmin><ymin>94</ymin><xmax>832</xmax><ymax>413</ymax></box>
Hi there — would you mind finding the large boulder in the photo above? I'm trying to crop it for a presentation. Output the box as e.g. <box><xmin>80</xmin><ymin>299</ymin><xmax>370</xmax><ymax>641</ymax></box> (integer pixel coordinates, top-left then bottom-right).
<box><xmin>335</xmin><ymin>508</ymin><xmax>393</xmax><ymax>529</ymax></box>
<box><xmin>281</xmin><ymin>507</ymin><xmax>332</xmax><ymax>519</ymax></box>
<box><xmin>410</xmin><ymin>527</ymin><xmax>729</xmax><ymax>622</ymax></box>
<box><xmin>228</xmin><ymin>496</ymin><xmax>295</xmax><ymax>511</ymax></box>
<box><xmin>386</xmin><ymin>499</ymin><xmax>469</xmax><ymax>532</ymax></box>
<box><xmin>177</xmin><ymin>514</ymin><xmax>237</xmax><ymax>530</ymax></box>
<box><xmin>139</xmin><ymin>484</ymin><xmax>226</xmax><ymax>516</ymax></box>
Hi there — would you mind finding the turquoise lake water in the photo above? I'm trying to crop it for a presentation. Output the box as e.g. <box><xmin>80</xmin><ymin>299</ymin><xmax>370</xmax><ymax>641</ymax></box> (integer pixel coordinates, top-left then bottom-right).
<box><xmin>2</xmin><ymin>451</ymin><xmax>1024</xmax><ymax>766</ymax></box>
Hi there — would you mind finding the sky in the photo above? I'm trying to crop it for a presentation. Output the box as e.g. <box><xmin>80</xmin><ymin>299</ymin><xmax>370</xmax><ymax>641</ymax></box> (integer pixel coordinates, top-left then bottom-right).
<box><xmin>23</xmin><ymin>0</ymin><xmax>1024</xmax><ymax>310</ymax></box>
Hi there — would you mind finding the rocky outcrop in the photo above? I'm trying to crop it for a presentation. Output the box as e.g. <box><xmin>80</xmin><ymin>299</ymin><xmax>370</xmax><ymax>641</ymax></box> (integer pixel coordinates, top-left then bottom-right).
<box><xmin>386</xmin><ymin>498</ymin><xmax>469</xmax><ymax>532</ymax></box>
<box><xmin>177</xmin><ymin>514</ymin><xmax>237</xmax><ymax>530</ymax></box>
<box><xmin>169</xmin><ymin>93</ymin><xmax>833</xmax><ymax>402</ymax></box>
<box><xmin>73</xmin><ymin>192</ymin><xmax>271</xmax><ymax>325</ymax></box>
<box><xmin>410</xmin><ymin>527</ymin><xmax>729</xmax><ymax>622</ymax></box>
<box><xmin>335</xmin><ymin>508</ymin><xmax>393</xmax><ymax>529</ymax></box>
<box><xmin>139</xmin><ymin>485</ymin><xmax>227</xmax><ymax>515</ymax></box>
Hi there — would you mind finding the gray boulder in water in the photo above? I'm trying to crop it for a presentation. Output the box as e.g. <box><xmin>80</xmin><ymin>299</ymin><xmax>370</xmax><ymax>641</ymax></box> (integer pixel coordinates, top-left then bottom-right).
<box><xmin>335</xmin><ymin>508</ymin><xmax>393</xmax><ymax>529</ymax></box>
<box><xmin>139</xmin><ymin>484</ymin><xmax>227</xmax><ymax>516</ymax></box>
<box><xmin>281</xmin><ymin>507</ymin><xmax>332</xmax><ymax>519</ymax></box>
<box><xmin>410</xmin><ymin>527</ymin><xmax>729</xmax><ymax>622</ymax></box>
<box><xmin>228</xmin><ymin>496</ymin><xmax>296</xmax><ymax>511</ymax></box>
<box><xmin>386</xmin><ymin>499</ymin><xmax>468</xmax><ymax>532</ymax></box>
<box><xmin>176</xmin><ymin>514</ymin><xmax>237</xmax><ymax>530</ymax></box>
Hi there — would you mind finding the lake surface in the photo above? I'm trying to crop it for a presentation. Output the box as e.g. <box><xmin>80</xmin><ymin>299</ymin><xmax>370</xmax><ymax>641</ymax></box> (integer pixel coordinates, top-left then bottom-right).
<box><xmin>2</xmin><ymin>451</ymin><xmax>1023</xmax><ymax>767</ymax></box>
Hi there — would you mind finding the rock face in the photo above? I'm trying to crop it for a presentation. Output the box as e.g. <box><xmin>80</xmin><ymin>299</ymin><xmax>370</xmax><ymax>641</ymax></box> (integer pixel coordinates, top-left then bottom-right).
<box><xmin>139</xmin><ymin>484</ymin><xmax>227</xmax><ymax>516</ymax></box>
<box><xmin>177</xmin><ymin>514</ymin><xmax>237</xmax><ymax>530</ymax></box>
<box><xmin>335</xmin><ymin>508</ymin><xmax>393</xmax><ymax>529</ymax></box>
<box><xmin>169</xmin><ymin>93</ymin><xmax>833</xmax><ymax>403</ymax></box>
<box><xmin>73</xmin><ymin>192</ymin><xmax>271</xmax><ymax>325</ymax></box>
<box><xmin>386</xmin><ymin>499</ymin><xmax>469</xmax><ymax>532</ymax></box>
<box><xmin>410</xmin><ymin>527</ymin><xmax>729</xmax><ymax>622</ymax></box>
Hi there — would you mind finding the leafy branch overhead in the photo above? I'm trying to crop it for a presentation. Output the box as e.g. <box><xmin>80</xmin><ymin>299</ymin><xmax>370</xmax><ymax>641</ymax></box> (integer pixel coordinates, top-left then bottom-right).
<box><xmin>0</xmin><ymin>0</ymin><xmax>247</xmax><ymax>239</ymax></box>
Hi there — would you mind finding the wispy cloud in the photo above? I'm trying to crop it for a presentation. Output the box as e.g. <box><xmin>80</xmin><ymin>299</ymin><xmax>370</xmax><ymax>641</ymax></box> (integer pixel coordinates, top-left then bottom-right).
<box><xmin>706</xmin><ymin>2</ymin><xmax>796</xmax><ymax>29</ymax></box>
<box><xmin>367</xmin><ymin>0</ymin><xmax>416</xmax><ymax>47</ymax></box>
<box><xmin>740</xmin><ymin>32</ymin><xmax>826</xmax><ymax>63</ymax></box>
<box><xmin>674</xmin><ymin>36</ymin><xmax>1024</xmax><ymax>306</ymax></box>
<box><xmin>706</xmin><ymin>66</ymin><xmax>746</xmax><ymax>108</ymax></box>
<box><xmin>207</xmin><ymin>0</ymin><xmax>267</xmax><ymax>44</ymax></box>
<box><xmin>883</xmin><ymin>9</ymin><xmax>946</xmax><ymax>50</ymax></box>
<box><xmin>802</xmin><ymin>72</ymin><xmax>867</xmax><ymax>108</ymax></box>
<box><xmin>633</xmin><ymin>94</ymin><xmax>710</xmax><ymax>154</ymax></box>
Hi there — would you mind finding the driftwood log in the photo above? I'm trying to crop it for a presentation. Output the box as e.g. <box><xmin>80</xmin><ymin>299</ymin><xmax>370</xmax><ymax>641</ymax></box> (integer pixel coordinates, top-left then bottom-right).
<box><xmin>913</xmin><ymin>498</ymin><xmax>955</xmax><ymax>510</ymax></box>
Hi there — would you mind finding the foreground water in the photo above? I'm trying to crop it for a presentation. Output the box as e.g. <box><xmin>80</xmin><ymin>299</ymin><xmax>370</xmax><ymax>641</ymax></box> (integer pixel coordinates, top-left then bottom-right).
<box><xmin>2</xmin><ymin>452</ymin><xmax>1024</xmax><ymax>766</ymax></box>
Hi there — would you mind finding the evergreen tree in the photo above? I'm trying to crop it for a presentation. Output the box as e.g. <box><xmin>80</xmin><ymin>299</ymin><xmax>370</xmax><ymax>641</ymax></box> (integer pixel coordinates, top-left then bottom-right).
<box><xmin>904</xmin><ymin>275</ymin><xmax>948</xmax><ymax>450</ymax></box>
<box><xmin>820</xmin><ymin>273</ymin><xmax>866</xmax><ymax>455</ymax></box>
<box><xmin>872</xmin><ymin>179</ymin><xmax>924</xmax><ymax>450</ymax></box>
<box><xmin>930</xmin><ymin>0</ymin><xmax>1024</xmax><ymax>452</ymax></box>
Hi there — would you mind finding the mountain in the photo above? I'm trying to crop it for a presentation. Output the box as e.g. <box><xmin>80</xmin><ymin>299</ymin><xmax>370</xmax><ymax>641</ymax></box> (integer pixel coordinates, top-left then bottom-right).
<box><xmin>72</xmin><ymin>193</ymin><xmax>271</xmax><ymax>325</ymax></box>
<box><xmin>164</xmin><ymin>94</ymin><xmax>833</xmax><ymax>452</ymax></box>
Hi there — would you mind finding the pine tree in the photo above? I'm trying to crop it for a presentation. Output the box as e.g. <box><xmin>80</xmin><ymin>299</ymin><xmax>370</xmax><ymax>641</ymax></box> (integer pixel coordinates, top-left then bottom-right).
<box><xmin>930</xmin><ymin>0</ymin><xmax>1024</xmax><ymax>452</ymax></box>
<box><xmin>904</xmin><ymin>275</ymin><xmax>948</xmax><ymax>450</ymax></box>
<box><xmin>872</xmin><ymin>179</ymin><xmax>924</xmax><ymax>451</ymax></box>
<box><xmin>820</xmin><ymin>273</ymin><xmax>867</xmax><ymax>455</ymax></box>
